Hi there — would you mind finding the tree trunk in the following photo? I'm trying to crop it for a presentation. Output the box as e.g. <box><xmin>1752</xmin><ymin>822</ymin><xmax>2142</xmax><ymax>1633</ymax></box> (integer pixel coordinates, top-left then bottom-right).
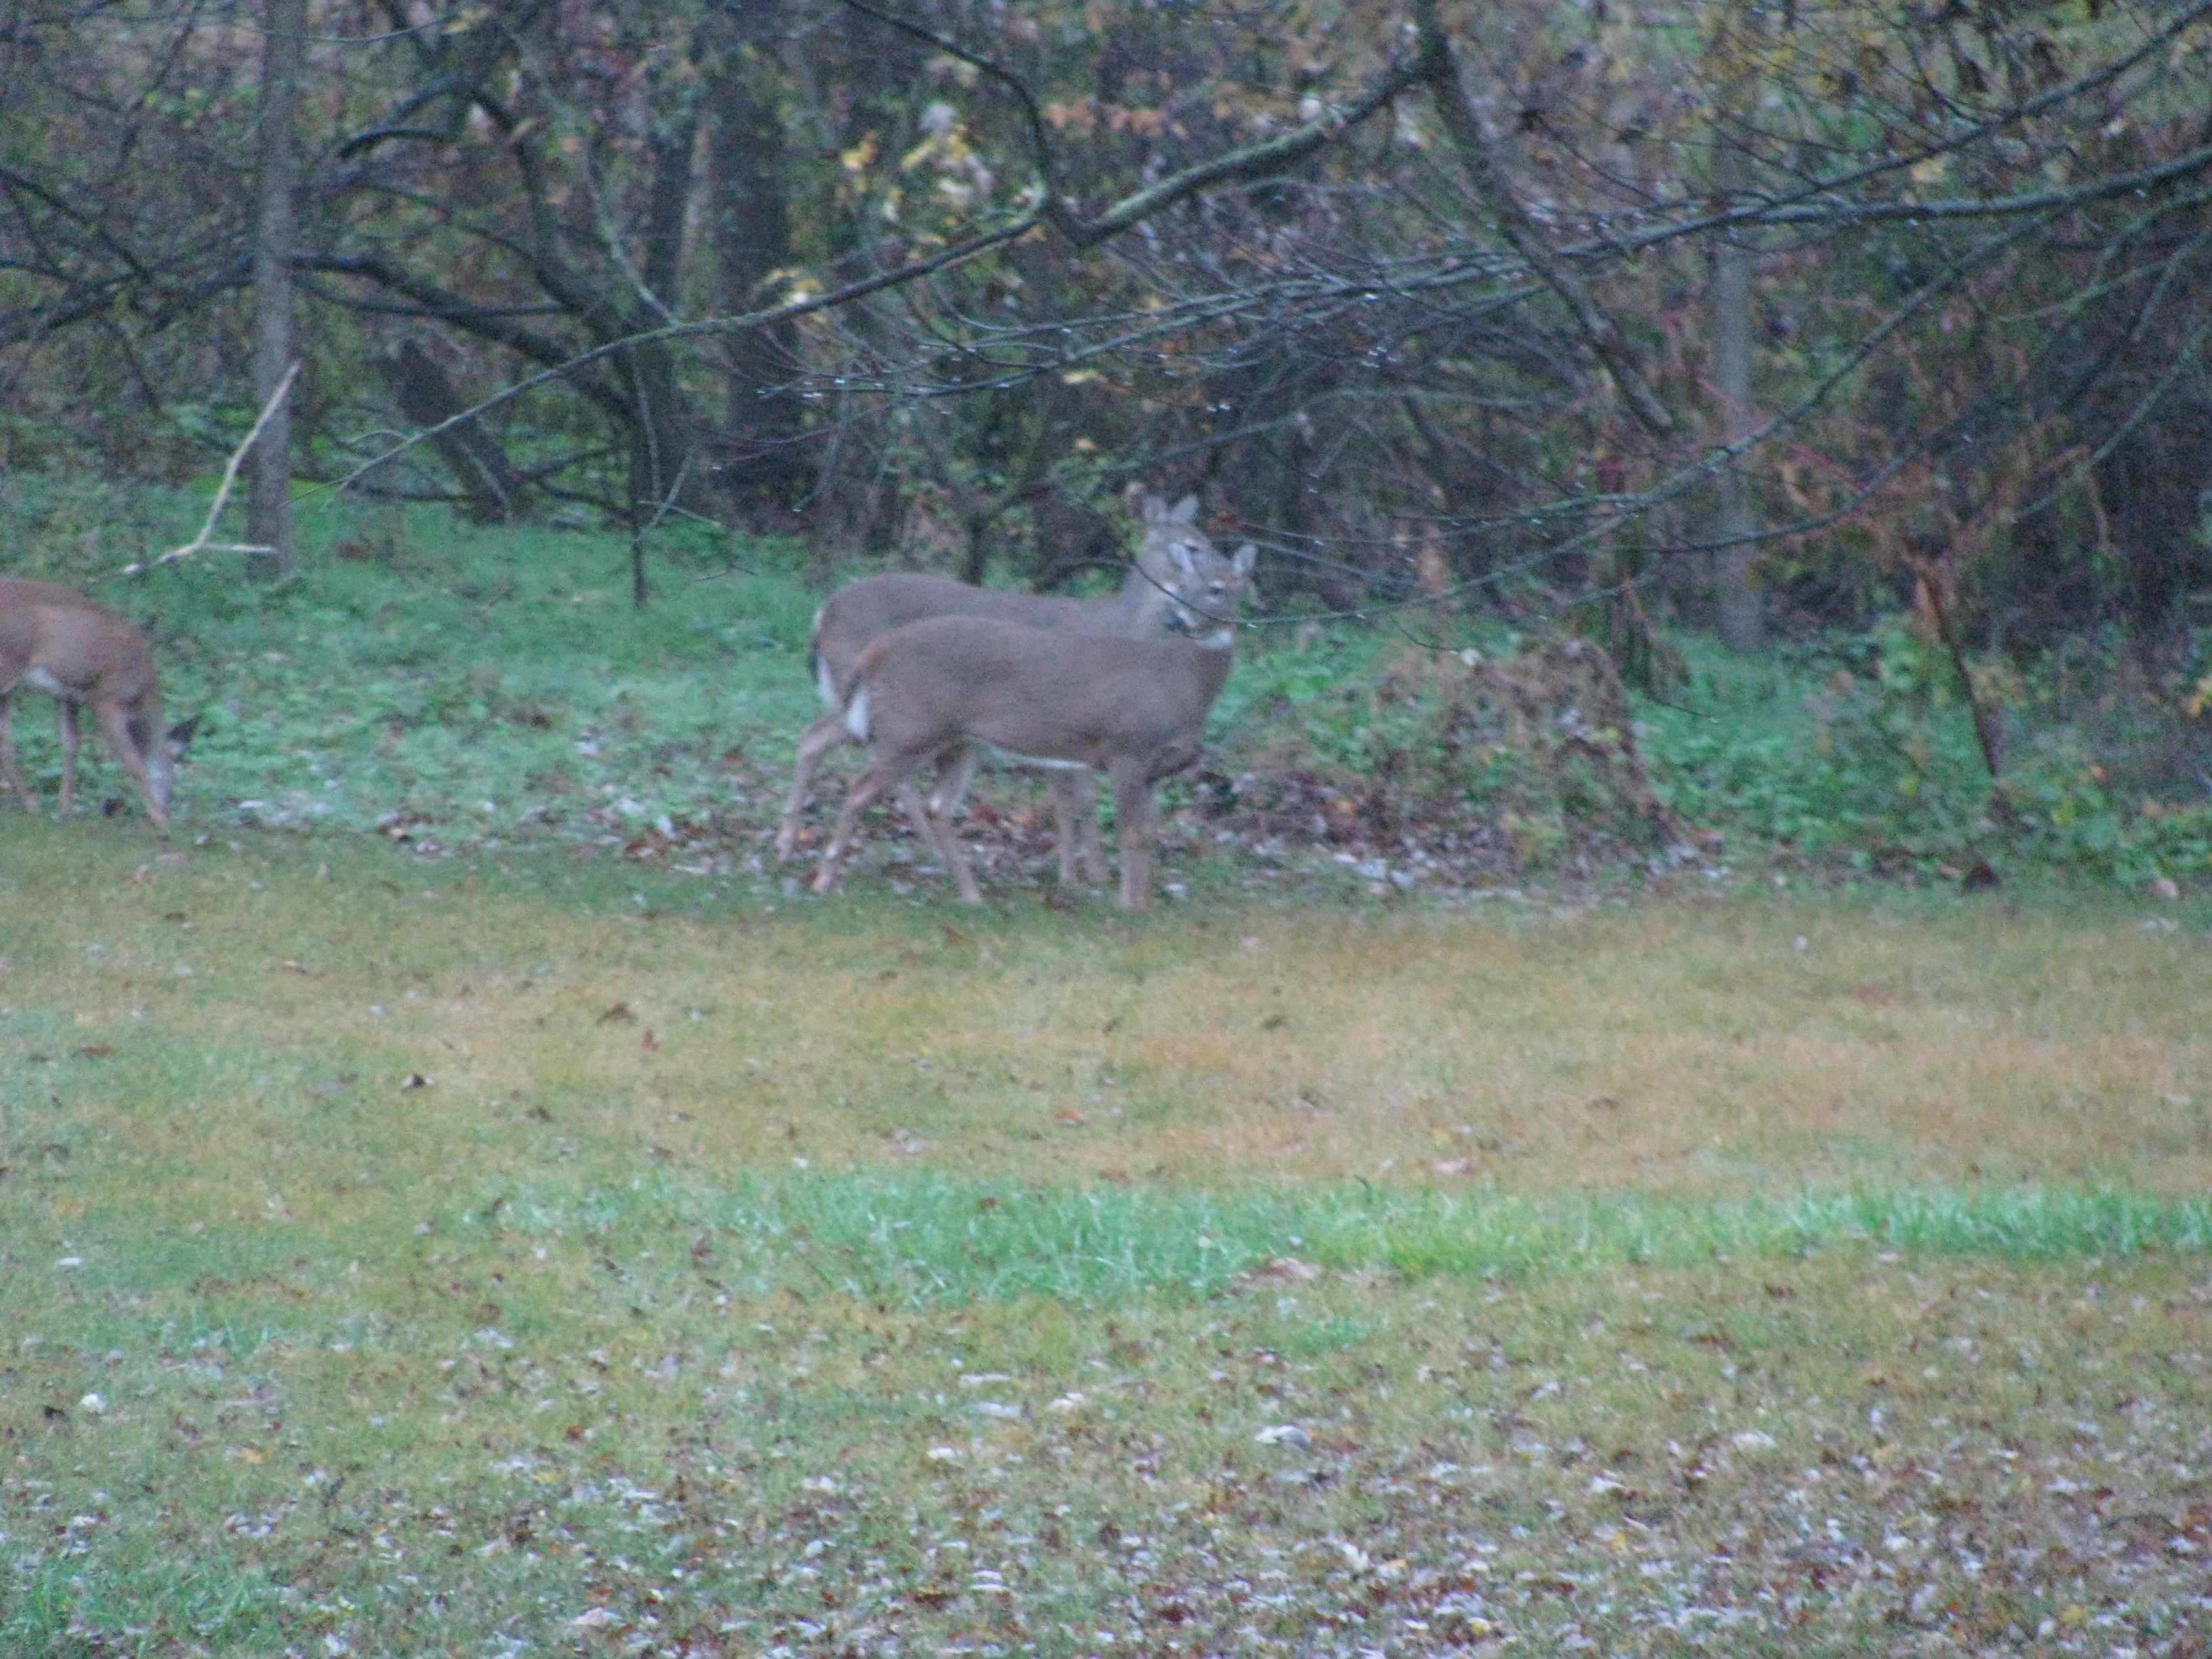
<box><xmin>1708</xmin><ymin>26</ymin><xmax>1763</xmax><ymax>651</ymax></box>
<box><xmin>247</xmin><ymin>0</ymin><xmax>304</xmax><ymax>573</ymax></box>
<box><xmin>375</xmin><ymin>340</ymin><xmax>529</xmax><ymax>521</ymax></box>
<box><xmin>621</xmin><ymin>104</ymin><xmax>705</xmax><ymax>546</ymax></box>
<box><xmin>704</xmin><ymin>10</ymin><xmax>806</xmax><ymax>516</ymax></box>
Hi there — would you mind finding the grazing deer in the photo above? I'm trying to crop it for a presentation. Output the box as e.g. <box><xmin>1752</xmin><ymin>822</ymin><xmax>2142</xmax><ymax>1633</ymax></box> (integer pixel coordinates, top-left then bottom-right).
<box><xmin>776</xmin><ymin>493</ymin><xmax>1233</xmax><ymax>886</ymax></box>
<box><xmin>0</xmin><ymin>577</ymin><xmax>194</xmax><ymax>827</ymax></box>
<box><xmin>812</xmin><ymin>541</ymin><xmax>1256</xmax><ymax>909</ymax></box>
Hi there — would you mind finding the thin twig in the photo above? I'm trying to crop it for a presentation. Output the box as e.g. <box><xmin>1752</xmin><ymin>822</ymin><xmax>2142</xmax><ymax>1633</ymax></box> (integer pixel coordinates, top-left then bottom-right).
<box><xmin>130</xmin><ymin>362</ymin><xmax>301</xmax><ymax>572</ymax></box>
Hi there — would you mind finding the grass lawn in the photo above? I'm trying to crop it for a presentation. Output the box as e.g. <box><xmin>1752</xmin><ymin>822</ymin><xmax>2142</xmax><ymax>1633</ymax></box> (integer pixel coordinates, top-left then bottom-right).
<box><xmin>3</xmin><ymin>823</ymin><xmax>2209</xmax><ymax>1657</ymax></box>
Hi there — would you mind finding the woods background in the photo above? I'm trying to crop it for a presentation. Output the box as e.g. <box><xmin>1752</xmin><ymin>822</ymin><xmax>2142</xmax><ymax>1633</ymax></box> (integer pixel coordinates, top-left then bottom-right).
<box><xmin>5</xmin><ymin>0</ymin><xmax>2211</xmax><ymax>852</ymax></box>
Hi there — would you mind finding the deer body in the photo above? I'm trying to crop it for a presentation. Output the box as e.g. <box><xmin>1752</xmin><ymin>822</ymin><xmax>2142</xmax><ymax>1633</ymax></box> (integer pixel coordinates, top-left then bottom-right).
<box><xmin>0</xmin><ymin>577</ymin><xmax>190</xmax><ymax>827</ymax></box>
<box><xmin>775</xmin><ymin>493</ymin><xmax>1226</xmax><ymax>886</ymax></box>
<box><xmin>813</xmin><ymin>542</ymin><xmax>1255</xmax><ymax>909</ymax></box>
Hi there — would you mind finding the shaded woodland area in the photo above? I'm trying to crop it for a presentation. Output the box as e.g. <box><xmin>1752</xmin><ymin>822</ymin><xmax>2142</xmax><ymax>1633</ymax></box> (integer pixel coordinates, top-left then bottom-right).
<box><xmin>4</xmin><ymin>0</ymin><xmax>2211</xmax><ymax>738</ymax></box>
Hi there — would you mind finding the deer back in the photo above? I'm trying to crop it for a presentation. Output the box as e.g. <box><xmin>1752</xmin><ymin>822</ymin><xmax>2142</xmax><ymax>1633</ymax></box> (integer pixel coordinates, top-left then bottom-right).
<box><xmin>0</xmin><ymin>581</ymin><xmax>159</xmax><ymax>708</ymax></box>
<box><xmin>851</xmin><ymin>617</ymin><xmax>1237</xmax><ymax>778</ymax></box>
<box><xmin>808</xmin><ymin>493</ymin><xmax>1229</xmax><ymax>701</ymax></box>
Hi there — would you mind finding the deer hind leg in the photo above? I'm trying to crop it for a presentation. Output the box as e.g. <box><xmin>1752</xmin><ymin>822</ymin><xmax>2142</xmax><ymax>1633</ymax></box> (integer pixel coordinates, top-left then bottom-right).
<box><xmin>1108</xmin><ymin>758</ymin><xmax>1158</xmax><ymax>910</ymax></box>
<box><xmin>813</xmin><ymin>747</ymin><xmax>917</xmax><ymax>894</ymax></box>
<box><xmin>0</xmin><ymin>691</ymin><xmax>31</xmax><ymax>813</ymax></box>
<box><xmin>90</xmin><ymin>697</ymin><xmax>167</xmax><ymax>827</ymax></box>
<box><xmin>924</xmin><ymin>745</ymin><xmax>979</xmax><ymax>822</ymax></box>
<box><xmin>777</xmin><ymin>708</ymin><xmax>860</xmax><ymax>864</ymax></box>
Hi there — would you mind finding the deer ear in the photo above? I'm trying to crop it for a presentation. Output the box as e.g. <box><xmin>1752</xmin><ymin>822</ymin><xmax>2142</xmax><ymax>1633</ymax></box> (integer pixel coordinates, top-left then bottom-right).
<box><xmin>1231</xmin><ymin>544</ymin><xmax>1257</xmax><ymax>575</ymax></box>
<box><xmin>1170</xmin><ymin>494</ymin><xmax>1200</xmax><ymax>524</ymax></box>
<box><xmin>1140</xmin><ymin>493</ymin><xmax>1168</xmax><ymax>524</ymax></box>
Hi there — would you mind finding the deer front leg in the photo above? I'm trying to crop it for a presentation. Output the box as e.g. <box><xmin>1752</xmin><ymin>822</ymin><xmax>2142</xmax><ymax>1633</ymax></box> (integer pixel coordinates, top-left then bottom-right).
<box><xmin>1108</xmin><ymin>759</ymin><xmax>1157</xmax><ymax>910</ymax></box>
<box><xmin>1048</xmin><ymin>771</ymin><xmax>1107</xmax><ymax>887</ymax></box>
<box><xmin>0</xmin><ymin>693</ymin><xmax>31</xmax><ymax>813</ymax></box>
<box><xmin>56</xmin><ymin>699</ymin><xmax>79</xmax><ymax>819</ymax></box>
<box><xmin>777</xmin><ymin>709</ymin><xmax>857</xmax><ymax>864</ymax></box>
<box><xmin>91</xmin><ymin>698</ymin><xmax>167</xmax><ymax>827</ymax></box>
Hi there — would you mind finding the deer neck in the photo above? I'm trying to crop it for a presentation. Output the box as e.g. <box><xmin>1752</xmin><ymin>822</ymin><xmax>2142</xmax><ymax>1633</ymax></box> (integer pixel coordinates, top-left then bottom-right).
<box><xmin>1113</xmin><ymin>563</ymin><xmax>1172</xmax><ymax>630</ymax></box>
<box><xmin>1185</xmin><ymin>626</ymin><xmax>1238</xmax><ymax>697</ymax></box>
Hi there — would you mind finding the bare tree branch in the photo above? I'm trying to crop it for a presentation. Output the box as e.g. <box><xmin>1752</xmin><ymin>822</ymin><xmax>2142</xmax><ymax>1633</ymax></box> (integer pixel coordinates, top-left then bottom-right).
<box><xmin>130</xmin><ymin>361</ymin><xmax>300</xmax><ymax>571</ymax></box>
<box><xmin>1411</xmin><ymin>0</ymin><xmax>1674</xmax><ymax>437</ymax></box>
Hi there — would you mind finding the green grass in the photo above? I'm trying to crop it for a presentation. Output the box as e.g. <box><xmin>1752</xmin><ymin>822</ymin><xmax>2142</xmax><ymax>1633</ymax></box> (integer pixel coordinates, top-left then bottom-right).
<box><xmin>441</xmin><ymin>1174</ymin><xmax>2212</xmax><ymax>1307</ymax></box>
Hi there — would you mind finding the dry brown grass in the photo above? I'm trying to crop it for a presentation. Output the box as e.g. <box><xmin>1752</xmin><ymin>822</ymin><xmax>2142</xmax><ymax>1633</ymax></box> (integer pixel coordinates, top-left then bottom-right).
<box><xmin>5</xmin><ymin>827</ymin><xmax>2207</xmax><ymax>1218</ymax></box>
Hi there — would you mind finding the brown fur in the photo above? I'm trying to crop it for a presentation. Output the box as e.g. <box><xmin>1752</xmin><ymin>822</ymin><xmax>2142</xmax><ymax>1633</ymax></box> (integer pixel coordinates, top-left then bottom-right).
<box><xmin>0</xmin><ymin>577</ymin><xmax>188</xmax><ymax>827</ymax></box>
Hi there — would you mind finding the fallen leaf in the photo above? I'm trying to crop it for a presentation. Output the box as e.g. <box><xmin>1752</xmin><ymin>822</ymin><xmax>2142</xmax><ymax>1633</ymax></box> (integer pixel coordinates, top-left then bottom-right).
<box><xmin>638</xmin><ymin>1028</ymin><xmax>659</xmax><ymax>1053</ymax></box>
<box><xmin>399</xmin><ymin>1073</ymin><xmax>430</xmax><ymax>1091</ymax></box>
<box><xmin>281</xmin><ymin>960</ymin><xmax>308</xmax><ymax>974</ymax></box>
<box><xmin>1250</xmin><ymin>1256</ymin><xmax>1322</xmax><ymax>1282</ymax></box>
<box><xmin>597</xmin><ymin>1002</ymin><xmax>635</xmax><ymax>1025</ymax></box>
<box><xmin>73</xmin><ymin>1044</ymin><xmax>114</xmax><ymax>1059</ymax></box>
<box><xmin>1056</xmin><ymin>1107</ymin><xmax>1086</xmax><ymax>1125</ymax></box>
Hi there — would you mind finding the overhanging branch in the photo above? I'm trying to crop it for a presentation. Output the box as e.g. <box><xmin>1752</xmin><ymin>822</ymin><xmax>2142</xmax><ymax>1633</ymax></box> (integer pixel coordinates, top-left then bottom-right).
<box><xmin>1411</xmin><ymin>0</ymin><xmax>1674</xmax><ymax>437</ymax></box>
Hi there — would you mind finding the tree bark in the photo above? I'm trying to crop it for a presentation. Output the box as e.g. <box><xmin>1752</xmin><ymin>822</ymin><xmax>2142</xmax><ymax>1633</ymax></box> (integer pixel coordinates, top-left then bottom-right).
<box><xmin>247</xmin><ymin>0</ymin><xmax>304</xmax><ymax>573</ymax></box>
<box><xmin>1708</xmin><ymin>20</ymin><xmax>1764</xmax><ymax>651</ymax></box>
<box><xmin>375</xmin><ymin>340</ymin><xmax>529</xmax><ymax>520</ymax></box>
<box><xmin>705</xmin><ymin>11</ymin><xmax>806</xmax><ymax>515</ymax></box>
<box><xmin>1711</xmin><ymin>136</ymin><xmax>1764</xmax><ymax>650</ymax></box>
<box><xmin>621</xmin><ymin>102</ymin><xmax>706</xmax><ymax>539</ymax></box>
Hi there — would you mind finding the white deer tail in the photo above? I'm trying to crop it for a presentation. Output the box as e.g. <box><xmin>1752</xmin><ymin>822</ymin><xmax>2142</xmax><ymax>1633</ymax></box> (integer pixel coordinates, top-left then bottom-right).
<box><xmin>843</xmin><ymin>684</ymin><xmax>872</xmax><ymax>741</ymax></box>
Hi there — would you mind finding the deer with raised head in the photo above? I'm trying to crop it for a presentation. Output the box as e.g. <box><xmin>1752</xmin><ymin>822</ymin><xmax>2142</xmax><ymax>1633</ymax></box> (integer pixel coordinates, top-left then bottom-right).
<box><xmin>776</xmin><ymin>493</ymin><xmax>1232</xmax><ymax>886</ymax></box>
<box><xmin>811</xmin><ymin>541</ymin><xmax>1257</xmax><ymax>909</ymax></box>
<box><xmin>0</xmin><ymin>577</ymin><xmax>194</xmax><ymax>828</ymax></box>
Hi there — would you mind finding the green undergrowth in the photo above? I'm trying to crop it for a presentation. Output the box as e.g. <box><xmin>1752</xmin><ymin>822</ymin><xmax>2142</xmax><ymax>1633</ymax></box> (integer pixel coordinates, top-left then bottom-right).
<box><xmin>1644</xmin><ymin>625</ymin><xmax>2212</xmax><ymax>887</ymax></box>
<box><xmin>0</xmin><ymin>479</ymin><xmax>821</xmax><ymax>849</ymax></box>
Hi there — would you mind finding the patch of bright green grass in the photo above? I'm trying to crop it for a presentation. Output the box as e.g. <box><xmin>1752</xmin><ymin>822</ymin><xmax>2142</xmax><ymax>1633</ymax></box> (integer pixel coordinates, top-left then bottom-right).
<box><xmin>453</xmin><ymin>1173</ymin><xmax>2212</xmax><ymax>1308</ymax></box>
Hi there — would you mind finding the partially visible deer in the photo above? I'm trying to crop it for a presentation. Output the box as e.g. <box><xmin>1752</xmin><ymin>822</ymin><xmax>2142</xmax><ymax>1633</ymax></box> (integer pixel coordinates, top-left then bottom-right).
<box><xmin>776</xmin><ymin>493</ymin><xmax>1233</xmax><ymax>886</ymax></box>
<box><xmin>812</xmin><ymin>541</ymin><xmax>1257</xmax><ymax>909</ymax></box>
<box><xmin>0</xmin><ymin>577</ymin><xmax>194</xmax><ymax>828</ymax></box>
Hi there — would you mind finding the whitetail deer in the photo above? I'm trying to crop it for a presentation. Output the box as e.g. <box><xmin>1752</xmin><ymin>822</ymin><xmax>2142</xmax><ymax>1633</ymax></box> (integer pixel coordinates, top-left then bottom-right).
<box><xmin>776</xmin><ymin>493</ymin><xmax>1233</xmax><ymax>886</ymax></box>
<box><xmin>0</xmin><ymin>577</ymin><xmax>194</xmax><ymax>828</ymax></box>
<box><xmin>812</xmin><ymin>541</ymin><xmax>1256</xmax><ymax>909</ymax></box>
